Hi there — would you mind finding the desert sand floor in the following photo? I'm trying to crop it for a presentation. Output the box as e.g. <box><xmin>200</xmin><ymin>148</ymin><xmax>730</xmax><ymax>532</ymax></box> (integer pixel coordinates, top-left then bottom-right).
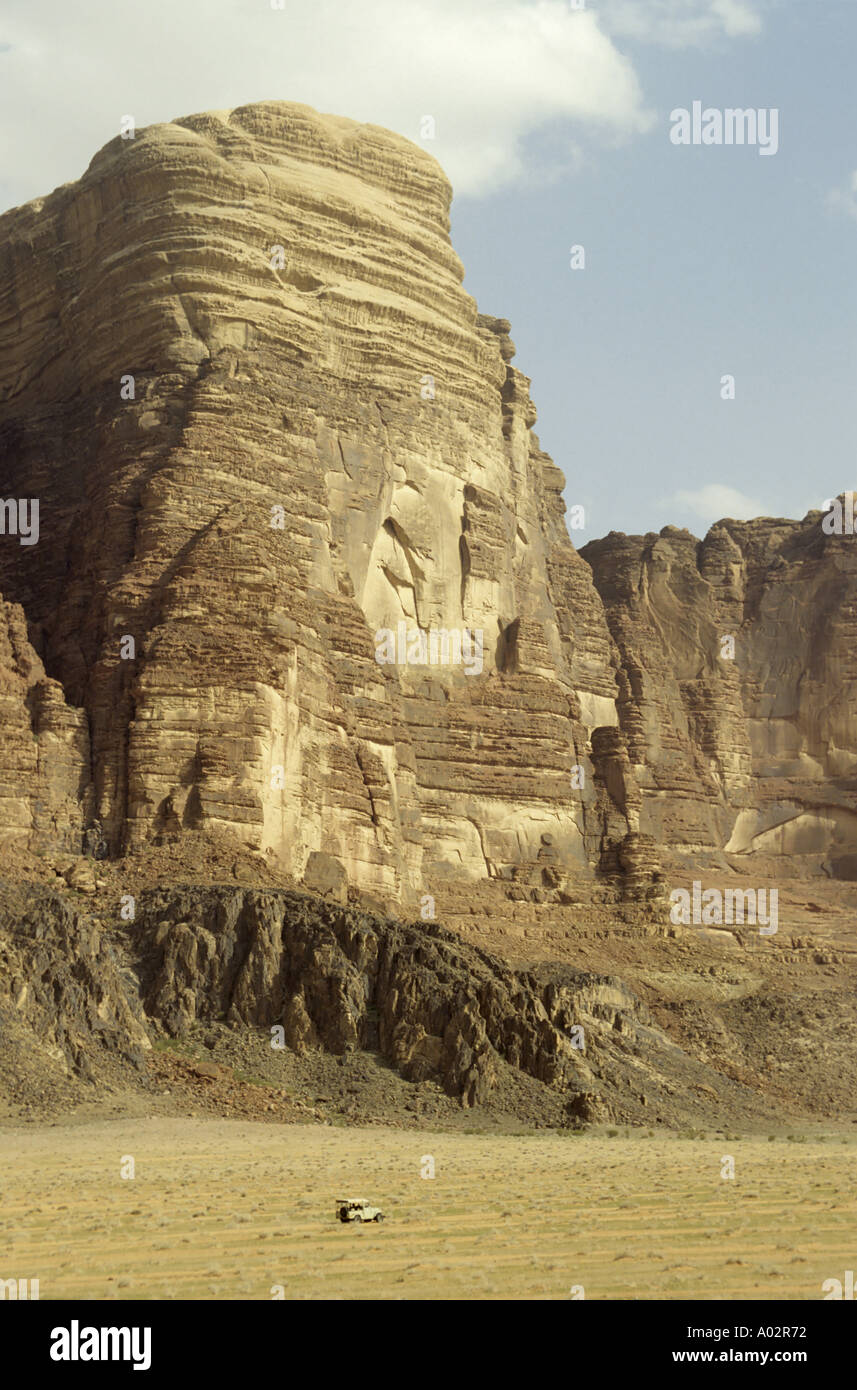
<box><xmin>1</xmin><ymin>1119</ymin><xmax>854</xmax><ymax>1300</ymax></box>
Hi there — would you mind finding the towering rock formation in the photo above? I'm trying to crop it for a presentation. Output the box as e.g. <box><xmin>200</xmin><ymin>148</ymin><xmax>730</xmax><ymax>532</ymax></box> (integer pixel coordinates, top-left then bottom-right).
<box><xmin>0</xmin><ymin>102</ymin><xmax>627</xmax><ymax>901</ymax></box>
<box><xmin>2</xmin><ymin>102</ymin><xmax>855</xmax><ymax>902</ymax></box>
<box><xmin>582</xmin><ymin>512</ymin><xmax>857</xmax><ymax>878</ymax></box>
<box><xmin>2</xmin><ymin>104</ymin><xmax>855</xmax><ymax>1129</ymax></box>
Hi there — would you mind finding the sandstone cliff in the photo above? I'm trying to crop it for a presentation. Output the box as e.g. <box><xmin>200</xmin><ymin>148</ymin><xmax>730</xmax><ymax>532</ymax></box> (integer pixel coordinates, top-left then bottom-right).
<box><xmin>1</xmin><ymin>106</ymin><xmax>856</xmax><ymax>1132</ymax></box>
<box><xmin>0</xmin><ymin>598</ymin><xmax>90</xmax><ymax>851</ymax></box>
<box><xmin>0</xmin><ymin>101</ymin><xmax>626</xmax><ymax>902</ymax></box>
<box><xmin>581</xmin><ymin>512</ymin><xmax>857</xmax><ymax>879</ymax></box>
<box><xmin>1</xmin><ymin>101</ymin><xmax>856</xmax><ymax>906</ymax></box>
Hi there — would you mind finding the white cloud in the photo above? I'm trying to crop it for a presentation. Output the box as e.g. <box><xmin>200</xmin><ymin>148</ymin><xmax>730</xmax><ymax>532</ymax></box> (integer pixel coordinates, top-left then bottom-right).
<box><xmin>598</xmin><ymin>0</ymin><xmax>763</xmax><ymax>46</ymax></box>
<box><xmin>0</xmin><ymin>0</ymin><xmax>761</xmax><ymax>210</ymax></box>
<box><xmin>0</xmin><ymin>0</ymin><xmax>647</xmax><ymax>207</ymax></box>
<box><xmin>666</xmin><ymin>483</ymin><xmax>769</xmax><ymax>524</ymax></box>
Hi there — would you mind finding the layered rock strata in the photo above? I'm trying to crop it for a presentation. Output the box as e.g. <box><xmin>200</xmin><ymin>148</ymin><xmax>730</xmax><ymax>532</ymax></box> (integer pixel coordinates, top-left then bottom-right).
<box><xmin>0</xmin><ymin>599</ymin><xmax>90</xmax><ymax>850</ymax></box>
<box><xmin>1</xmin><ymin>103</ymin><xmax>856</xmax><ymax>898</ymax></box>
<box><xmin>0</xmin><ymin>102</ymin><xmax>627</xmax><ymax>899</ymax></box>
<box><xmin>581</xmin><ymin>513</ymin><xmax>857</xmax><ymax>876</ymax></box>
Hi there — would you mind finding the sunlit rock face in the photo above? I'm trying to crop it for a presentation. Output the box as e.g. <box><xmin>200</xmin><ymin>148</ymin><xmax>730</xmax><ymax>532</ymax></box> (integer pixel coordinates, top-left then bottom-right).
<box><xmin>4</xmin><ymin>102</ymin><xmax>851</xmax><ymax>896</ymax></box>
<box><xmin>0</xmin><ymin>102</ymin><xmax>623</xmax><ymax>898</ymax></box>
<box><xmin>581</xmin><ymin>509</ymin><xmax>857</xmax><ymax>877</ymax></box>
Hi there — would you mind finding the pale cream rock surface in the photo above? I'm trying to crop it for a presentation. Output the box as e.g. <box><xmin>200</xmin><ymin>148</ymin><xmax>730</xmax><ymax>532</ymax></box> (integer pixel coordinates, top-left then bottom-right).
<box><xmin>0</xmin><ymin>103</ymin><xmax>621</xmax><ymax>897</ymax></box>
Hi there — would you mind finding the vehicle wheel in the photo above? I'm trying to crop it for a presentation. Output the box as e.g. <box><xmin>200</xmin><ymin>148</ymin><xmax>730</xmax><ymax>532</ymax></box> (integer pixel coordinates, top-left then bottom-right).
<box><xmin>374</xmin><ymin>1214</ymin><xmax>385</xmax><ymax>1222</ymax></box>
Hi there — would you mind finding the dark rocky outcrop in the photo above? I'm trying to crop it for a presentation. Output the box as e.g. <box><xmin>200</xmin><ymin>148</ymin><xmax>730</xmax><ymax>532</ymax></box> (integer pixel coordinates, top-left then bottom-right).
<box><xmin>134</xmin><ymin>885</ymin><xmax>769</xmax><ymax>1122</ymax></box>
<box><xmin>0</xmin><ymin>883</ymin><xmax>150</xmax><ymax>1106</ymax></box>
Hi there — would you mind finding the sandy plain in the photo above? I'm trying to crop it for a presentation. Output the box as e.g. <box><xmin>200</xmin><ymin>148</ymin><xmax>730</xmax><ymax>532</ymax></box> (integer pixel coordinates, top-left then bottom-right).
<box><xmin>1</xmin><ymin>1118</ymin><xmax>854</xmax><ymax>1301</ymax></box>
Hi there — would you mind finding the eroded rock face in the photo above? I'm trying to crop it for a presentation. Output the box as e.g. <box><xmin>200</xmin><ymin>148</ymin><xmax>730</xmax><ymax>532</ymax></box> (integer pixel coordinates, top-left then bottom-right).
<box><xmin>0</xmin><ymin>598</ymin><xmax>90</xmax><ymax>852</ymax></box>
<box><xmin>0</xmin><ymin>879</ymin><xmax>801</xmax><ymax>1123</ymax></box>
<box><xmin>0</xmin><ymin>884</ymin><xmax>151</xmax><ymax>1097</ymax></box>
<box><xmin>581</xmin><ymin>512</ymin><xmax>857</xmax><ymax>875</ymax></box>
<box><xmin>0</xmin><ymin>102</ymin><xmax>623</xmax><ymax>897</ymax></box>
<box><xmin>140</xmin><ymin>887</ymin><xmax>583</xmax><ymax>1106</ymax></box>
<box><xmin>1</xmin><ymin>101</ymin><xmax>854</xmax><ymax>895</ymax></box>
<box><xmin>136</xmin><ymin>884</ymin><xmax>727</xmax><ymax>1117</ymax></box>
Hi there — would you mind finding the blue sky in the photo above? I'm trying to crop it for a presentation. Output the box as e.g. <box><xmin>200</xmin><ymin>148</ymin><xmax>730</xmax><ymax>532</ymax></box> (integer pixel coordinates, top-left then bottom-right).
<box><xmin>1</xmin><ymin>0</ymin><xmax>854</xmax><ymax>538</ymax></box>
<box><xmin>450</xmin><ymin>1</ymin><xmax>857</xmax><ymax>537</ymax></box>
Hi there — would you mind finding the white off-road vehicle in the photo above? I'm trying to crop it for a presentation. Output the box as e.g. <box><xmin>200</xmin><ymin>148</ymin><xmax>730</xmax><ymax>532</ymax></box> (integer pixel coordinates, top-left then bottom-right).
<box><xmin>336</xmin><ymin>1197</ymin><xmax>385</xmax><ymax>1224</ymax></box>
